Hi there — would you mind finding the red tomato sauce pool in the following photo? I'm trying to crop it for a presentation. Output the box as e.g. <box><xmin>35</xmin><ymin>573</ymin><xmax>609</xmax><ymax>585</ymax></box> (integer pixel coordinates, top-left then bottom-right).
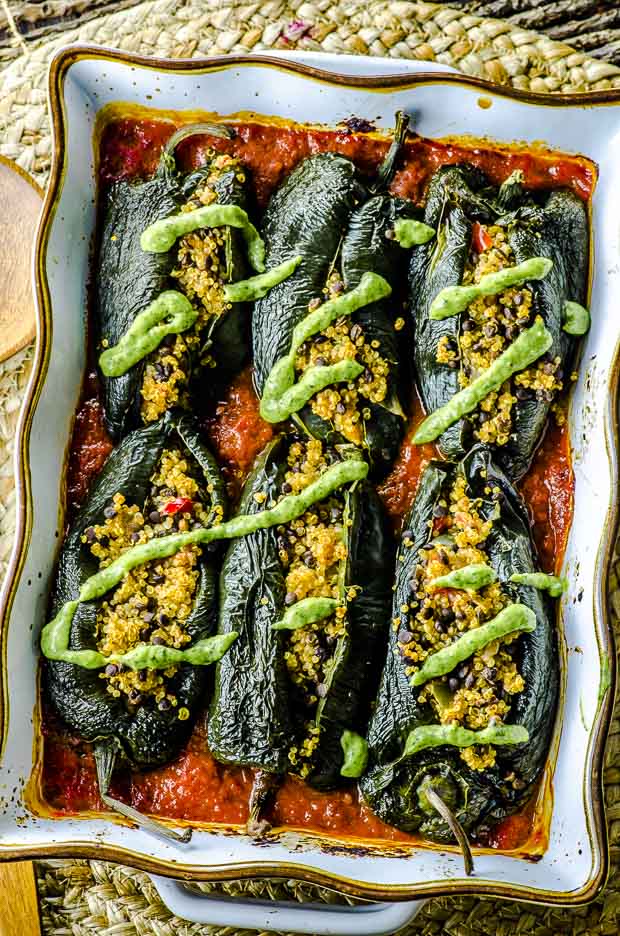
<box><xmin>41</xmin><ymin>114</ymin><xmax>581</xmax><ymax>852</ymax></box>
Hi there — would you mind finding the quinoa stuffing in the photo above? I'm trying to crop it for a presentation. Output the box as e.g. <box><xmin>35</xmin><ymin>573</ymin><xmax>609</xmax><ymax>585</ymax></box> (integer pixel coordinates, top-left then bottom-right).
<box><xmin>140</xmin><ymin>152</ymin><xmax>244</xmax><ymax>423</ymax></box>
<box><xmin>398</xmin><ymin>473</ymin><xmax>524</xmax><ymax>772</ymax></box>
<box><xmin>82</xmin><ymin>447</ymin><xmax>222</xmax><ymax>713</ymax></box>
<box><xmin>294</xmin><ymin>273</ymin><xmax>393</xmax><ymax>447</ymax></box>
<box><xmin>272</xmin><ymin>439</ymin><xmax>349</xmax><ymax>778</ymax></box>
<box><xmin>436</xmin><ymin>224</ymin><xmax>563</xmax><ymax>445</ymax></box>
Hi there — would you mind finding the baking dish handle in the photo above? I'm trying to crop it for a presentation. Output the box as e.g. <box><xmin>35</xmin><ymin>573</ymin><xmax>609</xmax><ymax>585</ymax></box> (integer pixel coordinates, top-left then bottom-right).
<box><xmin>150</xmin><ymin>875</ymin><xmax>425</xmax><ymax>935</ymax></box>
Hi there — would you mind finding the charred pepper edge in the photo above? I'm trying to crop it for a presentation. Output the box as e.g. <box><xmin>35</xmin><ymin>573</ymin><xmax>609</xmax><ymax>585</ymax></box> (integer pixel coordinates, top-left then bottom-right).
<box><xmin>98</xmin><ymin>290</ymin><xmax>197</xmax><ymax>377</ymax></box>
<box><xmin>413</xmin><ymin>317</ymin><xmax>553</xmax><ymax>444</ymax></box>
<box><xmin>41</xmin><ymin>458</ymin><xmax>369</xmax><ymax>667</ymax></box>
<box><xmin>410</xmin><ymin>603</ymin><xmax>537</xmax><ymax>687</ymax></box>
<box><xmin>259</xmin><ymin>272</ymin><xmax>392</xmax><ymax>424</ymax></box>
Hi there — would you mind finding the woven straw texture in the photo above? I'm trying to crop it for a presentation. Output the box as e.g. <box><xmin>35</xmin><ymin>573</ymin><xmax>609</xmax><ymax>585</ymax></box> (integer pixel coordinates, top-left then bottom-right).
<box><xmin>0</xmin><ymin>0</ymin><xmax>619</xmax><ymax>933</ymax></box>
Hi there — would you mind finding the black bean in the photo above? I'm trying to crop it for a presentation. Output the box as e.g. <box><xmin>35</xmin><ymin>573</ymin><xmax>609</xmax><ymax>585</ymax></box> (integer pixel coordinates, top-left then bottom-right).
<box><xmin>437</xmin><ymin>550</ymin><xmax>449</xmax><ymax>565</ymax></box>
<box><xmin>461</xmin><ymin>319</ymin><xmax>474</xmax><ymax>333</ymax></box>
<box><xmin>149</xmin><ymin>511</ymin><xmax>161</xmax><ymax>524</ymax></box>
<box><xmin>482</xmin><ymin>666</ymin><xmax>497</xmax><ymax>681</ymax></box>
<box><xmin>513</xmin><ymin>293</ymin><xmax>523</xmax><ymax>307</ymax></box>
<box><xmin>153</xmin><ymin>362</ymin><xmax>166</xmax><ymax>382</ymax></box>
<box><xmin>331</xmin><ymin>281</ymin><xmax>344</xmax><ymax>294</ymax></box>
<box><xmin>502</xmin><ymin>306</ymin><xmax>515</xmax><ymax>321</ymax></box>
<box><xmin>478</xmin><ymin>410</ymin><xmax>490</xmax><ymax>423</ymax></box>
<box><xmin>315</xmin><ymin>356</ymin><xmax>327</xmax><ymax>367</ymax></box>
<box><xmin>104</xmin><ymin>663</ymin><xmax>118</xmax><ymax>677</ymax></box>
<box><xmin>422</xmin><ymin>605</ymin><xmax>434</xmax><ymax>620</ymax></box>
<box><xmin>515</xmin><ymin>387</ymin><xmax>532</xmax><ymax>401</ymax></box>
<box><xmin>433</xmin><ymin>503</ymin><xmax>448</xmax><ymax>519</ymax></box>
<box><xmin>138</xmin><ymin>669</ymin><xmax>148</xmax><ymax>682</ymax></box>
<box><xmin>350</xmin><ymin>323</ymin><xmax>362</xmax><ymax>341</ymax></box>
<box><xmin>483</xmin><ymin>323</ymin><xmax>497</xmax><ymax>338</ymax></box>
<box><xmin>303</xmin><ymin>552</ymin><xmax>316</xmax><ymax>568</ymax></box>
<box><xmin>434</xmin><ymin>620</ymin><xmax>445</xmax><ymax>634</ymax></box>
<box><xmin>284</xmin><ymin>592</ymin><xmax>297</xmax><ymax>606</ymax></box>
<box><xmin>130</xmin><ymin>532</ymin><xmax>140</xmax><ymax>543</ymax></box>
<box><xmin>129</xmin><ymin>690</ymin><xmax>143</xmax><ymax>705</ymax></box>
<box><xmin>142</xmin><ymin>611</ymin><xmax>155</xmax><ymax>623</ymax></box>
<box><xmin>84</xmin><ymin>527</ymin><xmax>96</xmax><ymax>543</ymax></box>
<box><xmin>543</xmin><ymin>362</ymin><xmax>555</xmax><ymax>375</ymax></box>
<box><xmin>458</xmin><ymin>663</ymin><xmax>470</xmax><ymax>679</ymax></box>
<box><xmin>401</xmin><ymin>528</ymin><xmax>413</xmax><ymax>541</ymax></box>
<box><xmin>103</xmin><ymin>505</ymin><xmax>117</xmax><ymax>519</ymax></box>
<box><xmin>465</xmin><ymin>673</ymin><xmax>475</xmax><ymax>689</ymax></box>
<box><xmin>363</xmin><ymin>368</ymin><xmax>373</xmax><ymax>383</ymax></box>
<box><xmin>448</xmin><ymin>677</ymin><xmax>459</xmax><ymax>693</ymax></box>
<box><xmin>440</xmin><ymin>608</ymin><xmax>455</xmax><ymax>624</ymax></box>
<box><xmin>140</xmin><ymin>628</ymin><xmax>151</xmax><ymax>641</ymax></box>
<box><xmin>330</xmin><ymin>507</ymin><xmax>342</xmax><ymax>522</ymax></box>
<box><xmin>158</xmin><ymin>698</ymin><xmax>172</xmax><ymax>711</ymax></box>
<box><xmin>398</xmin><ymin>629</ymin><xmax>413</xmax><ymax>644</ymax></box>
<box><xmin>157</xmin><ymin>612</ymin><xmax>169</xmax><ymax>626</ymax></box>
<box><xmin>505</xmin><ymin>325</ymin><xmax>517</xmax><ymax>341</ymax></box>
<box><xmin>151</xmin><ymin>635</ymin><xmax>165</xmax><ymax>646</ymax></box>
<box><xmin>336</xmin><ymin>401</ymin><xmax>346</xmax><ymax>414</ymax></box>
<box><xmin>281</xmin><ymin>482</ymin><xmax>292</xmax><ymax>494</ymax></box>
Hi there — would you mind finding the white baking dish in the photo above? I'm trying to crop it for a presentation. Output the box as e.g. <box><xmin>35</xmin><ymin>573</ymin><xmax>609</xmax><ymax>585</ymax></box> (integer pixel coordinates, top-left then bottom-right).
<box><xmin>0</xmin><ymin>47</ymin><xmax>618</xmax><ymax>930</ymax></box>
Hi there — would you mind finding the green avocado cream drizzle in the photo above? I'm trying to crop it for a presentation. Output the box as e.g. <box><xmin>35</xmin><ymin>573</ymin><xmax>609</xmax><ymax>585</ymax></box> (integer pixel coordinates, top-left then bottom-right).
<box><xmin>392</xmin><ymin>219</ymin><xmax>436</xmax><ymax>248</ymax></box>
<box><xmin>98</xmin><ymin>290</ymin><xmax>196</xmax><ymax>378</ymax></box>
<box><xmin>140</xmin><ymin>204</ymin><xmax>266</xmax><ymax>272</ymax></box>
<box><xmin>224</xmin><ymin>256</ymin><xmax>302</xmax><ymax>303</ymax></box>
<box><xmin>41</xmin><ymin>459</ymin><xmax>368</xmax><ymax>669</ymax></box>
<box><xmin>428</xmin><ymin>257</ymin><xmax>553</xmax><ymax>320</ymax></box>
<box><xmin>403</xmin><ymin>722</ymin><xmax>529</xmax><ymax>758</ymax></box>
<box><xmin>509</xmin><ymin>572</ymin><xmax>568</xmax><ymax>597</ymax></box>
<box><xmin>430</xmin><ymin>563</ymin><xmax>497</xmax><ymax>591</ymax></box>
<box><xmin>410</xmin><ymin>603</ymin><xmax>537</xmax><ymax>688</ymax></box>
<box><xmin>562</xmin><ymin>300</ymin><xmax>590</xmax><ymax>336</ymax></box>
<box><xmin>259</xmin><ymin>271</ymin><xmax>392</xmax><ymax>424</ymax></box>
<box><xmin>340</xmin><ymin>730</ymin><xmax>369</xmax><ymax>778</ymax></box>
<box><xmin>272</xmin><ymin>596</ymin><xmax>339</xmax><ymax>631</ymax></box>
<box><xmin>413</xmin><ymin>317</ymin><xmax>553</xmax><ymax>444</ymax></box>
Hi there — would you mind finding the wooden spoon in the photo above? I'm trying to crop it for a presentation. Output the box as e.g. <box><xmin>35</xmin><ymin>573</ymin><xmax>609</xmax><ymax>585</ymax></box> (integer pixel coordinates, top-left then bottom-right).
<box><xmin>0</xmin><ymin>155</ymin><xmax>42</xmax><ymax>363</ymax></box>
<box><xmin>0</xmin><ymin>156</ymin><xmax>42</xmax><ymax>933</ymax></box>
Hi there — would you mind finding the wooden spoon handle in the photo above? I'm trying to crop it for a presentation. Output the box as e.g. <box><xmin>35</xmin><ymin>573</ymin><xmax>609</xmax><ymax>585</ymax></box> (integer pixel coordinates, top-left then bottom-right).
<box><xmin>0</xmin><ymin>155</ymin><xmax>42</xmax><ymax>363</ymax></box>
<box><xmin>0</xmin><ymin>861</ymin><xmax>41</xmax><ymax>935</ymax></box>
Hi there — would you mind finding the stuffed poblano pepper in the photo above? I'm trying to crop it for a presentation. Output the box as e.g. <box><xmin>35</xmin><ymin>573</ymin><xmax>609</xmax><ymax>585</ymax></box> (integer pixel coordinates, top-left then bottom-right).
<box><xmin>410</xmin><ymin>163</ymin><xmax>589</xmax><ymax>479</ymax></box>
<box><xmin>97</xmin><ymin>123</ymin><xmax>258</xmax><ymax>441</ymax></box>
<box><xmin>208</xmin><ymin>435</ymin><xmax>392</xmax><ymax>829</ymax></box>
<box><xmin>253</xmin><ymin>114</ymin><xmax>435</xmax><ymax>475</ymax></box>
<box><xmin>43</xmin><ymin>411</ymin><xmax>230</xmax><ymax>840</ymax></box>
<box><xmin>360</xmin><ymin>444</ymin><xmax>560</xmax><ymax>858</ymax></box>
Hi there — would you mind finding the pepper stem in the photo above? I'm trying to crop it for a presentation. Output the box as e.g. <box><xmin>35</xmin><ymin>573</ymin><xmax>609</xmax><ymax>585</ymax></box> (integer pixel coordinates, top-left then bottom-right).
<box><xmin>94</xmin><ymin>742</ymin><xmax>192</xmax><ymax>845</ymax></box>
<box><xmin>371</xmin><ymin>110</ymin><xmax>410</xmax><ymax>193</ymax></box>
<box><xmin>247</xmin><ymin>770</ymin><xmax>279</xmax><ymax>837</ymax></box>
<box><xmin>425</xmin><ymin>786</ymin><xmax>474</xmax><ymax>876</ymax></box>
<box><xmin>158</xmin><ymin>121</ymin><xmax>233</xmax><ymax>174</ymax></box>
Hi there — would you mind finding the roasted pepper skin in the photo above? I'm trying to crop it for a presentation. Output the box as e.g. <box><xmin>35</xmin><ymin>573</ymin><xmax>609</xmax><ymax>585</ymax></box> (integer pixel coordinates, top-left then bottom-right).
<box><xmin>300</xmin><ymin>194</ymin><xmax>413</xmax><ymax>475</ymax></box>
<box><xmin>252</xmin><ymin>153</ymin><xmax>365</xmax><ymax>391</ymax></box>
<box><xmin>97</xmin><ymin>157</ymin><xmax>249</xmax><ymax>442</ymax></box>
<box><xmin>360</xmin><ymin>445</ymin><xmax>558</xmax><ymax>841</ymax></box>
<box><xmin>409</xmin><ymin>164</ymin><xmax>588</xmax><ymax>479</ymax></box>
<box><xmin>45</xmin><ymin>411</ymin><xmax>227</xmax><ymax>768</ymax></box>
<box><xmin>208</xmin><ymin>435</ymin><xmax>393</xmax><ymax>787</ymax></box>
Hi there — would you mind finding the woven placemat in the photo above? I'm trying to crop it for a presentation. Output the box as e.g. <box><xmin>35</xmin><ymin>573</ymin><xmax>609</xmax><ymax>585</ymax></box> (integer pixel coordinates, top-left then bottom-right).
<box><xmin>1</xmin><ymin>1</ymin><xmax>619</xmax><ymax>933</ymax></box>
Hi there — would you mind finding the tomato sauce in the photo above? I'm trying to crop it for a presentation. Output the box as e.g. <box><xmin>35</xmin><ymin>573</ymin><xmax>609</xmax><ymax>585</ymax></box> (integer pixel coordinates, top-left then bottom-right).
<box><xmin>41</xmin><ymin>112</ymin><xmax>582</xmax><ymax>853</ymax></box>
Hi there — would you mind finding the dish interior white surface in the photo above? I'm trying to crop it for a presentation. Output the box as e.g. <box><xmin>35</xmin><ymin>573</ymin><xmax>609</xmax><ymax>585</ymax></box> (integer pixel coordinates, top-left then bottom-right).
<box><xmin>0</xmin><ymin>51</ymin><xmax>618</xmax><ymax>901</ymax></box>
